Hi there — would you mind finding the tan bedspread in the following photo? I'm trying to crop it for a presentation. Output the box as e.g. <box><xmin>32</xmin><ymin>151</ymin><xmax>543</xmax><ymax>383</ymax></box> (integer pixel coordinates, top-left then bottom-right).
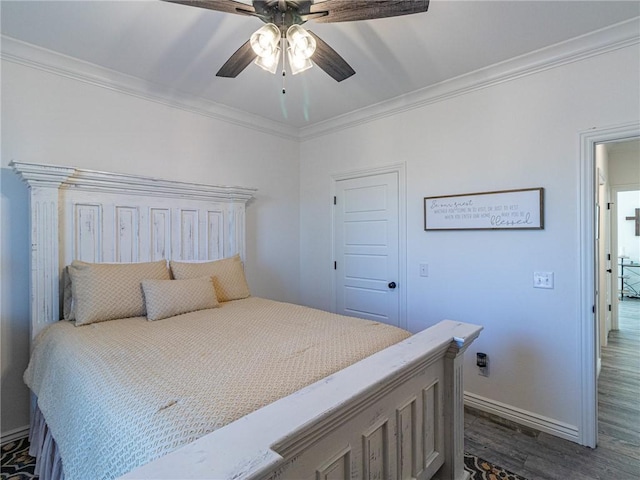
<box><xmin>24</xmin><ymin>297</ymin><xmax>410</xmax><ymax>480</ymax></box>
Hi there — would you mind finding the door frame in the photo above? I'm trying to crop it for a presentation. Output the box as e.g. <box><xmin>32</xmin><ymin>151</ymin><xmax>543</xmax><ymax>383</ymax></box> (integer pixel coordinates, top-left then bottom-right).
<box><xmin>331</xmin><ymin>163</ymin><xmax>407</xmax><ymax>330</ymax></box>
<box><xmin>578</xmin><ymin>121</ymin><xmax>639</xmax><ymax>447</ymax></box>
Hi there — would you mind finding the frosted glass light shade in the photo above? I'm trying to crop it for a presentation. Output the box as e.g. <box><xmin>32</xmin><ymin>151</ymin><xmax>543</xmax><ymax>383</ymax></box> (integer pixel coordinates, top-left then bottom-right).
<box><xmin>250</xmin><ymin>23</ymin><xmax>280</xmax><ymax>58</ymax></box>
<box><xmin>254</xmin><ymin>47</ymin><xmax>281</xmax><ymax>74</ymax></box>
<box><xmin>286</xmin><ymin>24</ymin><xmax>316</xmax><ymax>59</ymax></box>
<box><xmin>286</xmin><ymin>24</ymin><xmax>315</xmax><ymax>75</ymax></box>
<box><xmin>287</xmin><ymin>47</ymin><xmax>313</xmax><ymax>75</ymax></box>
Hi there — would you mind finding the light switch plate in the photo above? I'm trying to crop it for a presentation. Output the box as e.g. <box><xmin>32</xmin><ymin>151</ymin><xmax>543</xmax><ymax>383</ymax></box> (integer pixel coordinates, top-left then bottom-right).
<box><xmin>534</xmin><ymin>272</ymin><xmax>554</xmax><ymax>289</ymax></box>
<box><xmin>420</xmin><ymin>263</ymin><xmax>429</xmax><ymax>277</ymax></box>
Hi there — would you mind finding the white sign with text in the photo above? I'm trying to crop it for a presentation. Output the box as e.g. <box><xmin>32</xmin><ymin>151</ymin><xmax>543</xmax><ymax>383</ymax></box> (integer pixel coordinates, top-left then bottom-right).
<box><xmin>424</xmin><ymin>188</ymin><xmax>544</xmax><ymax>230</ymax></box>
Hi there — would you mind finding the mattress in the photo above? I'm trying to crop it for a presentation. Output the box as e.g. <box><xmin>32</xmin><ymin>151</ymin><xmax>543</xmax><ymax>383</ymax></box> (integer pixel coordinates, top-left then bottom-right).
<box><xmin>24</xmin><ymin>297</ymin><xmax>411</xmax><ymax>480</ymax></box>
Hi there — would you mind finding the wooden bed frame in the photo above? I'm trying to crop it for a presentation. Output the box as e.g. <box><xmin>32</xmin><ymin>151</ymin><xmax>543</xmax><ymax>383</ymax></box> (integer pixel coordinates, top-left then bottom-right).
<box><xmin>12</xmin><ymin>161</ymin><xmax>482</xmax><ymax>480</ymax></box>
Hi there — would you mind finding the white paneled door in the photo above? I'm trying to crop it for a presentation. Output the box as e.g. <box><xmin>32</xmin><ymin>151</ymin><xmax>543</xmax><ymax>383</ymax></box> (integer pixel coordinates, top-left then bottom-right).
<box><xmin>334</xmin><ymin>172</ymin><xmax>400</xmax><ymax>327</ymax></box>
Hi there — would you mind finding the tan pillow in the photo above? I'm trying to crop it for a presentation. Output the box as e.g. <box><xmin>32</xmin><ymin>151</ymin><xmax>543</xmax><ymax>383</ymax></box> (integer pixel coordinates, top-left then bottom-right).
<box><xmin>170</xmin><ymin>254</ymin><xmax>250</xmax><ymax>302</ymax></box>
<box><xmin>69</xmin><ymin>260</ymin><xmax>170</xmax><ymax>325</ymax></box>
<box><xmin>142</xmin><ymin>277</ymin><xmax>220</xmax><ymax>321</ymax></box>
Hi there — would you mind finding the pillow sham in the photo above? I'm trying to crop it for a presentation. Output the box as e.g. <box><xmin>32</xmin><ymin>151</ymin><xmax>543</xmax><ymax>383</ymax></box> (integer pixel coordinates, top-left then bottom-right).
<box><xmin>69</xmin><ymin>259</ymin><xmax>170</xmax><ymax>326</ymax></box>
<box><xmin>170</xmin><ymin>254</ymin><xmax>250</xmax><ymax>302</ymax></box>
<box><xmin>142</xmin><ymin>277</ymin><xmax>220</xmax><ymax>321</ymax></box>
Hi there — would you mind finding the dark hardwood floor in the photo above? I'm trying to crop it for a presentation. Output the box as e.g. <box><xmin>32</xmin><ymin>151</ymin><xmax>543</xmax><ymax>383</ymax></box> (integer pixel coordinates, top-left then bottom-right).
<box><xmin>463</xmin><ymin>298</ymin><xmax>640</xmax><ymax>479</ymax></box>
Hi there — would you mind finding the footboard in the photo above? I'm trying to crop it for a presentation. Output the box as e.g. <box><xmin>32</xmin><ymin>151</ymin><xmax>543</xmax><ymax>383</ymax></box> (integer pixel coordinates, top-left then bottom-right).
<box><xmin>122</xmin><ymin>320</ymin><xmax>482</xmax><ymax>480</ymax></box>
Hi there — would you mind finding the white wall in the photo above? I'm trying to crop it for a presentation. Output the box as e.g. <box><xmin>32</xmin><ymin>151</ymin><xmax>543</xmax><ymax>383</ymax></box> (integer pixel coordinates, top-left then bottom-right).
<box><xmin>609</xmin><ymin>140</ymin><xmax>640</xmax><ymax>263</ymax></box>
<box><xmin>608</xmin><ymin>140</ymin><xmax>640</xmax><ymax>188</ymax></box>
<box><xmin>617</xmin><ymin>191</ymin><xmax>640</xmax><ymax>262</ymax></box>
<box><xmin>2</xmin><ymin>28</ymin><xmax>639</xmax><ymax>446</ymax></box>
<box><xmin>299</xmin><ymin>44</ymin><xmax>640</xmax><ymax>436</ymax></box>
<box><xmin>596</xmin><ymin>144</ymin><xmax>611</xmax><ymax>348</ymax></box>
<box><xmin>617</xmin><ymin>188</ymin><xmax>640</xmax><ymax>301</ymax></box>
<box><xmin>1</xmin><ymin>60</ymin><xmax>301</xmax><ymax>436</ymax></box>
<box><xmin>609</xmin><ymin>141</ymin><xmax>640</xmax><ymax>302</ymax></box>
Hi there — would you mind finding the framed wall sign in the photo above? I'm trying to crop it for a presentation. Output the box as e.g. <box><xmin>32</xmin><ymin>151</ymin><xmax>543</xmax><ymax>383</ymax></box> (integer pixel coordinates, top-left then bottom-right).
<box><xmin>424</xmin><ymin>187</ymin><xmax>544</xmax><ymax>230</ymax></box>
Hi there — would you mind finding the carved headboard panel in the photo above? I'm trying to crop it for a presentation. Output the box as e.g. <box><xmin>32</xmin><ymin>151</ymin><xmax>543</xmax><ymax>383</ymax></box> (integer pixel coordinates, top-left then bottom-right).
<box><xmin>11</xmin><ymin>161</ymin><xmax>256</xmax><ymax>339</ymax></box>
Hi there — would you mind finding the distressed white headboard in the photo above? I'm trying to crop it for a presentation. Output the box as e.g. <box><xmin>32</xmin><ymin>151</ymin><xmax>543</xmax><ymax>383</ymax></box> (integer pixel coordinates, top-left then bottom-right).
<box><xmin>11</xmin><ymin>161</ymin><xmax>256</xmax><ymax>339</ymax></box>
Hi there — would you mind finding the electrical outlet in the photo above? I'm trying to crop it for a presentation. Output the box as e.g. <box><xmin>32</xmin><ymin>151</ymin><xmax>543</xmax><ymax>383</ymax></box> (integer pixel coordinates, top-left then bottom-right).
<box><xmin>476</xmin><ymin>352</ymin><xmax>489</xmax><ymax>377</ymax></box>
<box><xmin>533</xmin><ymin>272</ymin><xmax>554</xmax><ymax>289</ymax></box>
<box><xmin>419</xmin><ymin>263</ymin><xmax>429</xmax><ymax>277</ymax></box>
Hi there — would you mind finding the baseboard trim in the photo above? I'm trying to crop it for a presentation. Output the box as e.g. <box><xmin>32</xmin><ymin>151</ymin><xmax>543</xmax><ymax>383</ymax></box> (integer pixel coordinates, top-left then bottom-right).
<box><xmin>1</xmin><ymin>425</ymin><xmax>29</xmax><ymax>445</ymax></box>
<box><xmin>464</xmin><ymin>392</ymin><xmax>580</xmax><ymax>443</ymax></box>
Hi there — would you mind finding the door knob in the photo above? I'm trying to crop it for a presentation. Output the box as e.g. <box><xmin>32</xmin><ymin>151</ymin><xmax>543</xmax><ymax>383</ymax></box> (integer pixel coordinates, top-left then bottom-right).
<box><xmin>388</xmin><ymin>282</ymin><xmax>397</xmax><ymax>289</ymax></box>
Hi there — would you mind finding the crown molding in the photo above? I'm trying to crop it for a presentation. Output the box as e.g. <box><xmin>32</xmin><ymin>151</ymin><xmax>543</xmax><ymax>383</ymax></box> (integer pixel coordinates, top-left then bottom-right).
<box><xmin>299</xmin><ymin>17</ymin><xmax>640</xmax><ymax>141</ymax></box>
<box><xmin>2</xmin><ymin>17</ymin><xmax>638</xmax><ymax>144</ymax></box>
<box><xmin>0</xmin><ymin>35</ymin><xmax>299</xmax><ymax>141</ymax></box>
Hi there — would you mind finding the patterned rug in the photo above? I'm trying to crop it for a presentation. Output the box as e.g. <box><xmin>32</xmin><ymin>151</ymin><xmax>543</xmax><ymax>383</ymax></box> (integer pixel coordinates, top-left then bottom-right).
<box><xmin>1</xmin><ymin>437</ymin><xmax>527</xmax><ymax>480</ymax></box>
<box><xmin>1</xmin><ymin>438</ymin><xmax>36</xmax><ymax>480</ymax></box>
<box><xmin>464</xmin><ymin>452</ymin><xmax>528</xmax><ymax>479</ymax></box>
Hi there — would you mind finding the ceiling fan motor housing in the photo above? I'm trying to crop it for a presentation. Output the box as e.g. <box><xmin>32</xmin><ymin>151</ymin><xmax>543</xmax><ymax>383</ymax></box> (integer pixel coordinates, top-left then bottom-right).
<box><xmin>165</xmin><ymin>0</ymin><xmax>429</xmax><ymax>82</ymax></box>
<box><xmin>255</xmin><ymin>1</ymin><xmax>310</xmax><ymax>32</ymax></box>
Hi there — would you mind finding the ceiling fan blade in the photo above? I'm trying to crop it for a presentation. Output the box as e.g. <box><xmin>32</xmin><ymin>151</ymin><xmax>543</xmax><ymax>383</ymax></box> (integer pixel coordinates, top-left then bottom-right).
<box><xmin>216</xmin><ymin>40</ymin><xmax>257</xmax><ymax>78</ymax></box>
<box><xmin>163</xmin><ymin>0</ymin><xmax>256</xmax><ymax>16</ymax></box>
<box><xmin>307</xmin><ymin>31</ymin><xmax>355</xmax><ymax>82</ymax></box>
<box><xmin>310</xmin><ymin>0</ymin><xmax>429</xmax><ymax>23</ymax></box>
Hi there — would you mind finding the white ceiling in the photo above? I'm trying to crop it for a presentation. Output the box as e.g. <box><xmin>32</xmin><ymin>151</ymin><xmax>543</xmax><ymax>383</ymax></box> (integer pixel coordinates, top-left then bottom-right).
<box><xmin>2</xmin><ymin>0</ymin><xmax>639</xmax><ymax>129</ymax></box>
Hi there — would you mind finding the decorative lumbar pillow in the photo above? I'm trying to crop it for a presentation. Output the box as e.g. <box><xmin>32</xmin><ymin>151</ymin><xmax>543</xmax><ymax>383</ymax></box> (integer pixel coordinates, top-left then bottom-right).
<box><xmin>142</xmin><ymin>277</ymin><xmax>220</xmax><ymax>321</ymax></box>
<box><xmin>69</xmin><ymin>260</ymin><xmax>170</xmax><ymax>326</ymax></box>
<box><xmin>170</xmin><ymin>254</ymin><xmax>250</xmax><ymax>302</ymax></box>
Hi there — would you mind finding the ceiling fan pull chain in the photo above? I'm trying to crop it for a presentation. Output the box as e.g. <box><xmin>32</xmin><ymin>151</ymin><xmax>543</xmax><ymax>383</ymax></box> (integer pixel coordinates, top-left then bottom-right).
<box><xmin>281</xmin><ymin>36</ymin><xmax>286</xmax><ymax>95</ymax></box>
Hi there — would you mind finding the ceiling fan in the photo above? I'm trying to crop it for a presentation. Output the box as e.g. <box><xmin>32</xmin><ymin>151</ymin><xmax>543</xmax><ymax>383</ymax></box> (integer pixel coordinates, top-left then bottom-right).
<box><xmin>164</xmin><ymin>0</ymin><xmax>430</xmax><ymax>82</ymax></box>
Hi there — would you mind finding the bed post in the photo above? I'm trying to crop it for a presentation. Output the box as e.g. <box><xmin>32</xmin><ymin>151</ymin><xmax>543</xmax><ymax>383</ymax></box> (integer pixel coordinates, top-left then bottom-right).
<box><xmin>11</xmin><ymin>162</ymin><xmax>76</xmax><ymax>341</ymax></box>
<box><xmin>440</xmin><ymin>336</ymin><xmax>474</xmax><ymax>480</ymax></box>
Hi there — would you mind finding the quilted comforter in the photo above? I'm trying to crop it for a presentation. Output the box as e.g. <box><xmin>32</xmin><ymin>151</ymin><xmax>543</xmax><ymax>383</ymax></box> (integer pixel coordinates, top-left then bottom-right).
<box><xmin>24</xmin><ymin>297</ymin><xmax>410</xmax><ymax>480</ymax></box>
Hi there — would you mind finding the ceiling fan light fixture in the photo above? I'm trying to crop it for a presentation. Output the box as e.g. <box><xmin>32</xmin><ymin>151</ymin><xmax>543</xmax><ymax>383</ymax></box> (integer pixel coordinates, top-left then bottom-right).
<box><xmin>287</xmin><ymin>47</ymin><xmax>313</xmax><ymax>75</ymax></box>
<box><xmin>175</xmin><ymin>0</ymin><xmax>431</xmax><ymax>82</ymax></box>
<box><xmin>254</xmin><ymin>47</ymin><xmax>281</xmax><ymax>74</ymax></box>
<box><xmin>250</xmin><ymin>23</ymin><xmax>281</xmax><ymax>58</ymax></box>
<box><xmin>286</xmin><ymin>24</ymin><xmax>316</xmax><ymax>60</ymax></box>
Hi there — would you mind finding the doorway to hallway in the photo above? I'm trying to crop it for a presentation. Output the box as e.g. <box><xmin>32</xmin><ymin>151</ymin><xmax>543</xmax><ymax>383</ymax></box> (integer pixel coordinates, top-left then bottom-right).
<box><xmin>579</xmin><ymin>123</ymin><xmax>639</xmax><ymax>448</ymax></box>
<box><xmin>593</xmin><ymin>137</ymin><xmax>639</xmax><ymax>451</ymax></box>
